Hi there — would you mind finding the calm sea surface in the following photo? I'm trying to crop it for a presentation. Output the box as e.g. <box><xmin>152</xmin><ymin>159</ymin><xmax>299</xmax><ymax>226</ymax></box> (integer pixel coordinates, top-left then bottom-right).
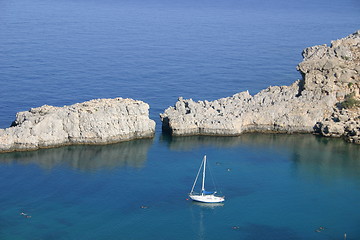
<box><xmin>1</xmin><ymin>0</ymin><xmax>360</xmax><ymax>239</ymax></box>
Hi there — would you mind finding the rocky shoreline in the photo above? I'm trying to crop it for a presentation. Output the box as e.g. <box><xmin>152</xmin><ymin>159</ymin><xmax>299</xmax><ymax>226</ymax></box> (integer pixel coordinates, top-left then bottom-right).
<box><xmin>1</xmin><ymin>31</ymin><xmax>359</xmax><ymax>153</ymax></box>
<box><xmin>160</xmin><ymin>30</ymin><xmax>360</xmax><ymax>143</ymax></box>
<box><xmin>0</xmin><ymin>98</ymin><xmax>155</xmax><ymax>152</ymax></box>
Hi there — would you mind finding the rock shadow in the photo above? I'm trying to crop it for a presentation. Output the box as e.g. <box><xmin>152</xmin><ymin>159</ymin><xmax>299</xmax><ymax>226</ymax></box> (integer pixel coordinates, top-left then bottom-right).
<box><xmin>0</xmin><ymin>138</ymin><xmax>154</xmax><ymax>171</ymax></box>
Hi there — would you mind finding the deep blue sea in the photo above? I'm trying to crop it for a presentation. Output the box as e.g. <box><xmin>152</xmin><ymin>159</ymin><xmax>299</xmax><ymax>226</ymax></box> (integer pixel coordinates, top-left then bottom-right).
<box><xmin>1</xmin><ymin>0</ymin><xmax>360</xmax><ymax>239</ymax></box>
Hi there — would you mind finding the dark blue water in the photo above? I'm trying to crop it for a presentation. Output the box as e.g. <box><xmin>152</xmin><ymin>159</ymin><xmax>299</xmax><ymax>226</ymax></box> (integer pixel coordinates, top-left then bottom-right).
<box><xmin>1</xmin><ymin>0</ymin><xmax>360</xmax><ymax>239</ymax></box>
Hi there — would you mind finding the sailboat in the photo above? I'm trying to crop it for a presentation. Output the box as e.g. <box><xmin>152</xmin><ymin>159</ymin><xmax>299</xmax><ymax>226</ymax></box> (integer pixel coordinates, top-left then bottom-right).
<box><xmin>189</xmin><ymin>155</ymin><xmax>225</xmax><ymax>203</ymax></box>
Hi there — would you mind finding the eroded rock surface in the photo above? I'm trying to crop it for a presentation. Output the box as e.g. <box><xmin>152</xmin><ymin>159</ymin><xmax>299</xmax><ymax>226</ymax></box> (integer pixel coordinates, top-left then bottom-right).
<box><xmin>160</xmin><ymin>30</ymin><xmax>360</xmax><ymax>143</ymax></box>
<box><xmin>0</xmin><ymin>98</ymin><xmax>156</xmax><ymax>152</ymax></box>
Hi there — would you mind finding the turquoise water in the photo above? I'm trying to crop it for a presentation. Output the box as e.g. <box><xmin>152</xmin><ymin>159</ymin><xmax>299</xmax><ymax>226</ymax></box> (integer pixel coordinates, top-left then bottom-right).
<box><xmin>1</xmin><ymin>135</ymin><xmax>360</xmax><ymax>239</ymax></box>
<box><xmin>1</xmin><ymin>0</ymin><xmax>360</xmax><ymax>239</ymax></box>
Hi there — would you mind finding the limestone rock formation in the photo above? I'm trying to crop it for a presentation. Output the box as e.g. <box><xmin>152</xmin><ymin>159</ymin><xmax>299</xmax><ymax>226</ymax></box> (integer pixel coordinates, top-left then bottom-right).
<box><xmin>160</xmin><ymin>30</ymin><xmax>360</xmax><ymax>143</ymax></box>
<box><xmin>0</xmin><ymin>98</ymin><xmax>156</xmax><ymax>152</ymax></box>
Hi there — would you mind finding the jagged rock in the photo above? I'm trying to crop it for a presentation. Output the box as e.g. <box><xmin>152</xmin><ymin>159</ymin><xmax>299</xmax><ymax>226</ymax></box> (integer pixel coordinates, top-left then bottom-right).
<box><xmin>160</xmin><ymin>30</ymin><xmax>360</xmax><ymax>144</ymax></box>
<box><xmin>0</xmin><ymin>98</ymin><xmax>156</xmax><ymax>152</ymax></box>
<box><xmin>319</xmin><ymin>121</ymin><xmax>345</xmax><ymax>137</ymax></box>
<box><xmin>161</xmin><ymin>80</ymin><xmax>335</xmax><ymax>136</ymax></box>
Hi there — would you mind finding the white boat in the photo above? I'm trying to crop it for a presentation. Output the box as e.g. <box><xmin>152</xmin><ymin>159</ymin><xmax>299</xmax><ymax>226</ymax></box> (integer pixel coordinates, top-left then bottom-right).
<box><xmin>189</xmin><ymin>155</ymin><xmax>225</xmax><ymax>203</ymax></box>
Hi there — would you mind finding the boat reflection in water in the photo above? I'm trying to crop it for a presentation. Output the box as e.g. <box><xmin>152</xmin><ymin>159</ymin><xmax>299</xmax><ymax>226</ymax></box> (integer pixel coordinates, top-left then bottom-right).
<box><xmin>191</xmin><ymin>201</ymin><xmax>224</xmax><ymax>208</ymax></box>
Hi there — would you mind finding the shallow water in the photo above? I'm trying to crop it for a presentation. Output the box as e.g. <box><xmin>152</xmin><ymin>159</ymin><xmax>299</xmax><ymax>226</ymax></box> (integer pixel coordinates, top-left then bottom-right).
<box><xmin>0</xmin><ymin>134</ymin><xmax>360</xmax><ymax>239</ymax></box>
<box><xmin>1</xmin><ymin>0</ymin><xmax>360</xmax><ymax>239</ymax></box>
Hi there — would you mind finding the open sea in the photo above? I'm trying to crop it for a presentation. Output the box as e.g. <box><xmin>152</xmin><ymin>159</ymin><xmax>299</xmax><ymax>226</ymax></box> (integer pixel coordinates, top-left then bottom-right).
<box><xmin>1</xmin><ymin>0</ymin><xmax>360</xmax><ymax>239</ymax></box>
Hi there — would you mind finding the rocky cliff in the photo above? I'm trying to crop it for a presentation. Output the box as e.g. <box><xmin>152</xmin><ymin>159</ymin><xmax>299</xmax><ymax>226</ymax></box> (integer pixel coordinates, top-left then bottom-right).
<box><xmin>0</xmin><ymin>98</ymin><xmax>156</xmax><ymax>152</ymax></box>
<box><xmin>160</xmin><ymin>30</ymin><xmax>360</xmax><ymax>143</ymax></box>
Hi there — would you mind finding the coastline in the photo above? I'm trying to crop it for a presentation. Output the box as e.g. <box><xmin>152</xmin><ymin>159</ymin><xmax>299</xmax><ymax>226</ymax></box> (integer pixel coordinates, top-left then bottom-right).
<box><xmin>160</xmin><ymin>30</ymin><xmax>360</xmax><ymax>144</ymax></box>
<box><xmin>1</xmin><ymin>30</ymin><xmax>359</xmax><ymax>152</ymax></box>
<box><xmin>0</xmin><ymin>98</ymin><xmax>156</xmax><ymax>153</ymax></box>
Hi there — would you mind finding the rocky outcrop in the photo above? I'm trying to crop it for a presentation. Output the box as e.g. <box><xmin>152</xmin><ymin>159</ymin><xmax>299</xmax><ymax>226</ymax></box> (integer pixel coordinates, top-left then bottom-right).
<box><xmin>0</xmin><ymin>98</ymin><xmax>156</xmax><ymax>152</ymax></box>
<box><xmin>160</xmin><ymin>30</ymin><xmax>360</xmax><ymax>143</ymax></box>
<box><xmin>294</xmin><ymin>30</ymin><xmax>360</xmax><ymax>143</ymax></box>
<box><xmin>317</xmin><ymin>107</ymin><xmax>360</xmax><ymax>144</ymax></box>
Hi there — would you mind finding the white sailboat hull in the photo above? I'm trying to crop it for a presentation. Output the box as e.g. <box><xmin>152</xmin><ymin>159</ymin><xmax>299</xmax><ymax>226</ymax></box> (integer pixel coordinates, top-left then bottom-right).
<box><xmin>189</xmin><ymin>194</ymin><xmax>225</xmax><ymax>203</ymax></box>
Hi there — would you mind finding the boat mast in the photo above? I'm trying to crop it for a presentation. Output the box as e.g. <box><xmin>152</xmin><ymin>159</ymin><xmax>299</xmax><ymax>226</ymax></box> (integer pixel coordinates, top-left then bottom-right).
<box><xmin>190</xmin><ymin>157</ymin><xmax>204</xmax><ymax>194</ymax></box>
<box><xmin>201</xmin><ymin>155</ymin><xmax>206</xmax><ymax>194</ymax></box>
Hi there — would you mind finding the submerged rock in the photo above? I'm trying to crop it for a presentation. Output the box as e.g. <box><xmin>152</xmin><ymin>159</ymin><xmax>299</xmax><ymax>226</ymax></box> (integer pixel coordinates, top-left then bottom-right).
<box><xmin>160</xmin><ymin>30</ymin><xmax>360</xmax><ymax>143</ymax></box>
<box><xmin>0</xmin><ymin>98</ymin><xmax>156</xmax><ymax>152</ymax></box>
